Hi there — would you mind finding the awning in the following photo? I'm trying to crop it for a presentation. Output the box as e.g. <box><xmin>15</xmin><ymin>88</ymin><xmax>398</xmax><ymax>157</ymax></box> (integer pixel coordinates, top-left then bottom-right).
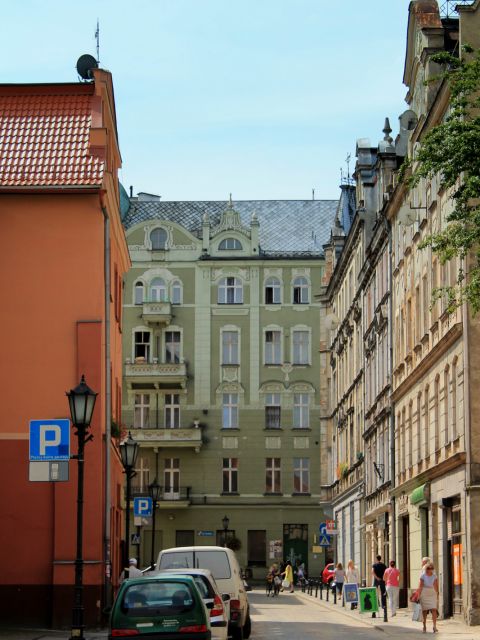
<box><xmin>410</xmin><ymin>483</ymin><xmax>430</xmax><ymax>505</ymax></box>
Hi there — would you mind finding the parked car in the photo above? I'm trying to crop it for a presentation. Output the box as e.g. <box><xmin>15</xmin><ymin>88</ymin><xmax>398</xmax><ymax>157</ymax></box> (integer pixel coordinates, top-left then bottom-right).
<box><xmin>109</xmin><ymin>574</ymin><xmax>211</xmax><ymax>640</ymax></box>
<box><xmin>157</xmin><ymin>568</ymin><xmax>229</xmax><ymax>640</ymax></box>
<box><xmin>322</xmin><ymin>562</ymin><xmax>335</xmax><ymax>585</ymax></box>
<box><xmin>156</xmin><ymin>546</ymin><xmax>251</xmax><ymax>640</ymax></box>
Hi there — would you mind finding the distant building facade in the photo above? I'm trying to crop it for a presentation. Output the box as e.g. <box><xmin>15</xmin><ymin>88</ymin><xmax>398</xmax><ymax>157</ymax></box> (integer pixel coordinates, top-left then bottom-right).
<box><xmin>120</xmin><ymin>195</ymin><xmax>342</xmax><ymax>576</ymax></box>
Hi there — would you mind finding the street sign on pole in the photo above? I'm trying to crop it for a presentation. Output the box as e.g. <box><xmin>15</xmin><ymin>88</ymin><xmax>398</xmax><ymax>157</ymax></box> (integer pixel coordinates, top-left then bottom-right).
<box><xmin>134</xmin><ymin>497</ymin><xmax>153</xmax><ymax>518</ymax></box>
<box><xmin>319</xmin><ymin>532</ymin><xmax>331</xmax><ymax>546</ymax></box>
<box><xmin>29</xmin><ymin>419</ymin><xmax>70</xmax><ymax>461</ymax></box>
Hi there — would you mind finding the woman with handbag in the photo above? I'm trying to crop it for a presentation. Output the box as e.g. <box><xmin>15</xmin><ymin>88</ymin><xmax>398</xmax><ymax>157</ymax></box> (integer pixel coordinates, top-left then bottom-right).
<box><xmin>280</xmin><ymin>561</ymin><xmax>294</xmax><ymax>593</ymax></box>
<box><xmin>417</xmin><ymin>562</ymin><xmax>439</xmax><ymax>633</ymax></box>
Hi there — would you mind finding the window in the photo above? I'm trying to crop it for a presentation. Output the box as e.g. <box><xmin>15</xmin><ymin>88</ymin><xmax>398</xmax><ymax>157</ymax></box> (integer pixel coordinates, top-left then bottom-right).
<box><xmin>265</xmin><ymin>393</ymin><xmax>281</xmax><ymax>429</ymax></box>
<box><xmin>164</xmin><ymin>458</ymin><xmax>180</xmax><ymax>498</ymax></box>
<box><xmin>293</xmin><ymin>393</ymin><xmax>309</xmax><ymax>428</ymax></box>
<box><xmin>151</xmin><ymin>228</ymin><xmax>167</xmax><ymax>250</ymax></box>
<box><xmin>222</xmin><ymin>393</ymin><xmax>238</xmax><ymax>428</ymax></box>
<box><xmin>135</xmin><ymin>281</ymin><xmax>144</xmax><ymax>305</ymax></box>
<box><xmin>293</xmin><ymin>458</ymin><xmax>310</xmax><ymax>493</ymax></box>
<box><xmin>247</xmin><ymin>530</ymin><xmax>266</xmax><ymax>567</ymax></box>
<box><xmin>219</xmin><ymin>238</ymin><xmax>242</xmax><ymax>250</ymax></box>
<box><xmin>265</xmin><ymin>277</ymin><xmax>281</xmax><ymax>304</ymax></box>
<box><xmin>218</xmin><ymin>277</ymin><xmax>243</xmax><ymax>304</ymax></box>
<box><xmin>171</xmin><ymin>280</ymin><xmax>182</xmax><ymax>304</ymax></box>
<box><xmin>292</xmin><ymin>330</ymin><xmax>309</xmax><ymax>364</ymax></box>
<box><xmin>134</xmin><ymin>331</ymin><xmax>150</xmax><ymax>360</ymax></box>
<box><xmin>165</xmin><ymin>331</ymin><xmax>181</xmax><ymax>363</ymax></box>
<box><xmin>222</xmin><ymin>458</ymin><xmax>238</xmax><ymax>493</ymax></box>
<box><xmin>293</xmin><ymin>277</ymin><xmax>309</xmax><ymax>304</ymax></box>
<box><xmin>165</xmin><ymin>394</ymin><xmax>180</xmax><ymax>428</ymax></box>
<box><xmin>266</xmin><ymin>458</ymin><xmax>281</xmax><ymax>493</ymax></box>
<box><xmin>265</xmin><ymin>330</ymin><xmax>281</xmax><ymax>365</ymax></box>
<box><xmin>134</xmin><ymin>394</ymin><xmax>150</xmax><ymax>428</ymax></box>
<box><xmin>222</xmin><ymin>331</ymin><xmax>239</xmax><ymax>365</ymax></box>
<box><xmin>150</xmin><ymin>277</ymin><xmax>168</xmax><ymax>302</ymax></box>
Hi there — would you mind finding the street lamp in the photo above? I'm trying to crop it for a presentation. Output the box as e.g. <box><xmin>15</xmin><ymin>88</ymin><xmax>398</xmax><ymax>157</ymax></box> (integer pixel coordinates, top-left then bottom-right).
<box><xmin>66</xmin><ymin>375</ymin><xmax>97</xmax><ymax>640</ymax></box>
<box><xmin>120</xmin><ymin>432</ymin><xmax>139</xmax><ymax>577</ymax></box>
<box><xmin>149</xmin><ymin>478</ymin><xmax>161</xmax><ymax>569</ymax></box>
<box><xmin>222</xmin><ymin>515</ymin><xmax>230</xmax><ymax>548</ymax></box>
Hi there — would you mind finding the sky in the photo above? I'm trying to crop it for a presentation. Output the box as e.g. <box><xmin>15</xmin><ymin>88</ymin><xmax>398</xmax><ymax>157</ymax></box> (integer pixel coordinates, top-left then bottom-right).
<box><xmin>1</xmin><ymin>0</ymin><xmax>412</xmax><ymax>201</ymax></box>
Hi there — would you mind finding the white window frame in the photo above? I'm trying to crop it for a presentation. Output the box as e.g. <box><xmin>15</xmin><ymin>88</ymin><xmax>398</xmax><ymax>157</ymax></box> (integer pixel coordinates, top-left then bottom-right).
<box><xmin>292</xmin><ymin>276</ymin><xmax>309</xmax><ymax>304</ymax></box>
<box><xmin>150</xmin><ymin>228</ymin><xmax>168</xmax><ymax>250</ymax></box>
<box><xmin>222</xmin><ymin>457</ymin><xmax>238</xmax><ymax>493</ymax></box>
<box><xmin>219</xmin><ymin>238</ymin><xmax>243</xmax><ymax>250</ymax></box>
<box><xmin>165</xmin><ymin>330</ymin><xmax>181</xmax><ymax>364</ymax></box>
<box><xmin>264</xmin><ymin>329</ymin><xmax>282</xmax><ymax>365</ymax></box>
<box><xmin>218</xmin><ymin>277</ymin><xmax>243</xmax><ymax>304</ymax></box>
<box><xmin>134</xmin><ymin>281</ymin><xmax>145</xmax><ymax>305</ymax></box>
<box><xmin>133</xmin><ymin>328</ymin><xmax>151</xmax><ymax>361</ymax></box>
<box><xmin>222</xmin><ymin>393</ymin><xmax>239</xmax><ymax>428</ymax></box>
<box><xmin>171</xmin><ymin>280</ymin><xmax>183</xmax><ymax>304</ymax></box>
<box><xmin>222</xmin><ymin>329</ymin><xmax>240</xmax><ymax>365</ymax></box>
<box><xmin>150</xmin><ymin>277</ymin><xmax>168</xmax><ymax>302</ymax></box>
<box><xmin>164</xmin><ymin>458</ymin><xmax>180</xmax><ymax>499</ymax></box>
<box><xmin>265</xmin><ymin>393</ymin><xmax>281</xmax><ymax>429</ymax></box>
<box><xmin>293</xmin><ymin>393</ymin><xmax>310</xmax><ymax>428</ymax></box>
<box><xmin>165</xmin><ymin>393</ymin><xmax>180</xmax><ymax>428</ymax></box>
<box><xmin>134</xmin><ymin>393</ymin><xmax>150</xmax><ymax>429</ymax></box>
<box><xmin>265</xmin><ymin>277</ymin><xmax>281</xmax><ymax>304</ymax></box>
<box><xmin>265</xmin><ymin>457</ymin><xmax>281</xmax><ymax>493</ymax></box>
<box><xmin>293</xmin><ymin>457</ymin><xmax>310</xmax><ymax>493</ymax></box>
<box><xmin>292</xmin><ymin>328</ymin><xmax>310</xmax><ymax>365</ymax></box>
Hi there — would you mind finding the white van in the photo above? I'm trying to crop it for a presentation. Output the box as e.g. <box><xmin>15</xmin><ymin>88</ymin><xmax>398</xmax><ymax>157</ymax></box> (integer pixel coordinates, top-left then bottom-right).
<box><xmin>156</xmin><ymin>546</ymin><xmax>251</xmax><ymax>640</ymax></box>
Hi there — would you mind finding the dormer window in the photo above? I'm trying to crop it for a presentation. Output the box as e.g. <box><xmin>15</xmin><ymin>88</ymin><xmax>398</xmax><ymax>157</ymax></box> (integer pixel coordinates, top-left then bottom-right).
<box><xmin>150</xmin><ymin>228</ymin><xmax>167</xmax><ymax>250</ymax></box>
<box><xmin>219</xmin><ymin>238</ymin><xmax>242</xmax><ymax>250</ymax></box>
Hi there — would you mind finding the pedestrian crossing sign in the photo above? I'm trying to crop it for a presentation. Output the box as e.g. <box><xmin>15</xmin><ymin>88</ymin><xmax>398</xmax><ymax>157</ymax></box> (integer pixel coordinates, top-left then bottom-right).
<box><xmin>319</xmin><ymin>533</ymin><xmax>331</xmax><ymax>546</ymax></box>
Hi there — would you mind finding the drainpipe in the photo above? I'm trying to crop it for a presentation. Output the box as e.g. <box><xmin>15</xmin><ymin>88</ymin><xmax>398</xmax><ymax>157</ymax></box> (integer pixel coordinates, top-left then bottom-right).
<box><xmin>100</xmin><ymin>190</ymin><xmax>112</xmax><ymax>610</ymax></box>
<box><xmin>462</xmin><ymin>282</ymin><xmax>472</xmax><ymax>619</ymax></box>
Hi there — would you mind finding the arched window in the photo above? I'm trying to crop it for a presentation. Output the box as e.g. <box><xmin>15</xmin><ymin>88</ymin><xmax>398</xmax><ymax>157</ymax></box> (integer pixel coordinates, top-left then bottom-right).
<box><xmin>293</xmin><ymin>277</ymin><xmax>309</xmax><ymax>304</ymax></box>
<box><xmin>134</xmin><ymin>281</ymin><xmax>144</xmax><ymax>305</ymax></box>
<box><xmin>150</xmin><ymin>277</ymin><xmax>167</xmax><ymax>302</ymax></box>
<box><xmin>219</xmin><ymin>238</ymin><xmax>242</xmax><ymax>250</ymax></box>
<box><xmin>218</xmin><ymin>277</ymin><xmax>243</xmax><ymax>304</ymax></box>
<box><xmin>150</xmin><ymin>228</ymin><xmax>167</xmax><ymax>250</ymax></box>
<box><xmin>265</xmin><ymin>277</ymin><xmax>281</xmax><ymax>304</ymax></box>
<box><xmin>171</xmin><ymin>280</ymin><xmax>182</xmax><ymax>305</ymax></box>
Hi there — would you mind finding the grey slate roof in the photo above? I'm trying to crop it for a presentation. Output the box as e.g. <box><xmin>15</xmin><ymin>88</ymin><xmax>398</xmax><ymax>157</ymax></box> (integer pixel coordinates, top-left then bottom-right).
<box><xmin>123</xmin><ymin>199</ymin><xmax>339</xmax><ymax>256</ymax></box>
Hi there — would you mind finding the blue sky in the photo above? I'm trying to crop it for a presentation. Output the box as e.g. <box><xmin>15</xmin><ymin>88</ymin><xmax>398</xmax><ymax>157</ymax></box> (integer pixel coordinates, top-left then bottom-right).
<box><xmin>2</xmin><ymin>0</ymin><xmax>410</xmax><ymax>200</ymax></box>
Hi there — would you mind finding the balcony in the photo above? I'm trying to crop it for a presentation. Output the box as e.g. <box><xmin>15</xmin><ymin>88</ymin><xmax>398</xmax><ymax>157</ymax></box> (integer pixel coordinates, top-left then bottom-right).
<box><xmin>125</xmin><ymin>359</ymin><xmax>187</xmax><ymax>389</ymax></box>
<box><xmin>142</xmin><ymin>301</ymin><xmax>172</xmax><ymax>325</ymax></box>
<box><xmin>131</xmin><ymin>485</ymin><xmax>191</xmax><ymax>508</ymax></box>
<box><xmin>129</xmin><ymin>426</ymin><xmax>203</xmax><ymax>451</ymax></box>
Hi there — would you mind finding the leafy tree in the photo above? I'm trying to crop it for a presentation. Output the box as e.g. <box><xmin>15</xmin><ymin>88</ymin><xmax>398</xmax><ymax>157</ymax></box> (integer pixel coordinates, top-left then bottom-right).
<box><xmin>404</xmin><ymin>45</ymin><xmax>480</xmax><ymax>313</ymax></box>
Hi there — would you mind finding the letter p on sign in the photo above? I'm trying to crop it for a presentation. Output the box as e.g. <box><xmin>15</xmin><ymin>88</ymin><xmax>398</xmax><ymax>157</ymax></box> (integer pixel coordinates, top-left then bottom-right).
<box><xmin>40</xmin><ymin>425</ymin><xmax>61</xmax><ymax>455</ymax></box>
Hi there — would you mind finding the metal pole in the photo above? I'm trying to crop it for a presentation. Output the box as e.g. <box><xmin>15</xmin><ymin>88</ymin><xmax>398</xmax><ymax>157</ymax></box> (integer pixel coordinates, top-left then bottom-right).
<box><xmin>125</xmin><ymin>471</ymin><xmax>132</xmax><ymax>576</ymax></box>
<box><xmin>71</xmin><ymin>426</ymin><xmax>86</xmax><ymax>640</ymax></box>
<box><xmin>150</xmin><ymin>498</ymin><xmax>157</xmax><ymax>569</ymax></box>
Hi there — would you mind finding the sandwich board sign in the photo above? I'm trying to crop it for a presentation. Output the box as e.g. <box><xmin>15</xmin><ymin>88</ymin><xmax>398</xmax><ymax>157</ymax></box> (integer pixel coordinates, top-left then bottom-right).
<box><xmin>359</xmin><ymin>587</ymin><xmax>378</xmax><ymax>614</ymax></box>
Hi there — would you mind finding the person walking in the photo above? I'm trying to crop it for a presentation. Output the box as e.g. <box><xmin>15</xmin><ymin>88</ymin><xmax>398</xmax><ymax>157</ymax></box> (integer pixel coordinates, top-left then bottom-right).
<box><xmin>280</xmin><ymin>560</ymin><xmax>294</xmax><ymax>593</ymax></box>
<box><xmin>384</xmin><ymin>560</ymin><xmax>400</xmax><ymax>616</ymax></box>
<box><xmin>334</xmin><ymin>562</ymin><xmax>346</xmax><ymax>598</ymax></box>
<box><xmin>120</xmin><ymin>557</ymin><xmax>143</xmax><ymax>583</ymax></box>
<box><xmin>417</xmin><ymin>562</ymin><xmax>439</xmax><ymax>633</ymax></box>
<box><xmin>372</xmin><ymin>555</ymin><xmax>387</xmax><ymax>616</ymax></box>
<box><xmin>345</xmin><ymin>560</ymin><xmax>360</xmax><ymax>609</ymax></box>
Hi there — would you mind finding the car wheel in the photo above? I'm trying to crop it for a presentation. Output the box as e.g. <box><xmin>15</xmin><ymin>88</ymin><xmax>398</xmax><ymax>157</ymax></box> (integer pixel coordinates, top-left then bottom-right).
<box><xmin>243</xmin><ymin>614</ymin><xmax>251</xmax><ymax>639</ymax></box>
<box><xmin>231</xmin><ymin>625</ymin><xmax>243</xmax><ymax>640</ymax></box>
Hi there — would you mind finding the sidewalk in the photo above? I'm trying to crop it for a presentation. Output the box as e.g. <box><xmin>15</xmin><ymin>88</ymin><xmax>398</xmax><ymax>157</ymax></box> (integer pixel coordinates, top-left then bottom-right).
<box><xmin>295</xmin><ymin>587</ymin><xmax>480</xmax><ymax>639</ymax></box>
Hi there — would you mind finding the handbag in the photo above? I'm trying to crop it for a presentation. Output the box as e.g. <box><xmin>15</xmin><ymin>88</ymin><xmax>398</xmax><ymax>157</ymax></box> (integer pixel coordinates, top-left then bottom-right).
<box><xmin>412</xmin><ymin>602</ymin><xmax>422</xmax><ymax>622</ymax></box>
<box><xmin>274</xmin><ymin>576</ymin><xmax>282</xmax><ymax>586</ymax></box>
<box><xmin>281</xmin><ymin>579</ymin><xmax>290</xmax><ymax>588</ymax></box>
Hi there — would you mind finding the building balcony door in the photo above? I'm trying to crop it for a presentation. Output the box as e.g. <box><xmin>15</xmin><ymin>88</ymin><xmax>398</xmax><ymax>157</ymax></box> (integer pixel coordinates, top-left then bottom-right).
<box><xmin>164</xmin><ymin>458</ymin><xmax>180</xmax><ymax>500</ymax></box>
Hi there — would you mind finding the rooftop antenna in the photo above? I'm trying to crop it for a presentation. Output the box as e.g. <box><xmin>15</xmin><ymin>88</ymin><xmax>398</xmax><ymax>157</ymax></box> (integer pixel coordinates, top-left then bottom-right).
<box><xmin>346</xmin><ymin>153</ymin><xmax>351</xmax><ymax>182</ymax></box>
<box><xmin>95</xmin><ymin>19</ymin><xmax>100</xmax><ymax>63</ymax></box>
<box><xmin>312</xmin><ymin>189</ymin><xmax>315</xmax><ymax>201</ymax></box>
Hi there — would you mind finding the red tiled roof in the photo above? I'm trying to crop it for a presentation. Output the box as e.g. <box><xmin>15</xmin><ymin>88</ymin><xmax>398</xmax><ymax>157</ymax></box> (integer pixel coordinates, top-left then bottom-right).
<box><xmin>0</xmin><ymin>85</ymin><xmax>105</xmax><ymax>188</ymax></box>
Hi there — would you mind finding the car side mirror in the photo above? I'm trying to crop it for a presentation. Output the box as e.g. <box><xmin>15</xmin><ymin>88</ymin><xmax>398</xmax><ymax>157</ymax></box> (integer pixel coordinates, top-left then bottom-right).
<box><xmin>222</xmin><ymin>593</ymin><xmax>230</xmax><ymax>602</ymax></box>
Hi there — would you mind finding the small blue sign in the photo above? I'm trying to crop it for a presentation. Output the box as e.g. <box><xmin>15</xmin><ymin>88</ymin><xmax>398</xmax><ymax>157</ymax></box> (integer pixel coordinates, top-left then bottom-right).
<box><xmin>134</xmin><ymin>497</ymin><xmax>152</xmax><ymax>517</ymax></box>
<box><xmin>319</xmin><ymin>522</ymin><xmax>327</xmax><ymax>533</ymax></box>
<box><xmin>319</xmin><ymin>533</ymin><xmax>331</xmax><ymax>546</ymax></box>
<box><xmin>29</xmin><ymin>419</ymin><xmax>70</xmax><ymax>461</ymax></box>
<box><xmin>197</xmin><ymin>530</ymin><xmax>214</xmax><ymax>537</ymax></box>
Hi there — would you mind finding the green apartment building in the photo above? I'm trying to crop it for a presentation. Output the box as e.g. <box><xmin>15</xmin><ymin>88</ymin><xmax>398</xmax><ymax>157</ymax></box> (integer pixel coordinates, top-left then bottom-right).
<box><xmin>121</xmin><ymin>193</ymin><xmax>340</xmax><ymax>578</ymax></box>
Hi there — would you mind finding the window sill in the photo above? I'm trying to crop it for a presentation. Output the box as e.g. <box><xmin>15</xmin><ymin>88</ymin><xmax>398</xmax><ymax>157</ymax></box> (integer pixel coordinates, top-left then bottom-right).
<box><xmin>263</xmin><ymin>492</ymin><xmax>283</xmax><ymax>497</ymax></box>
<box><xmin>221</xmin><ymin>427</ymin><xmax>240</xmax><ymax>431</ymax></box>
<box><xmin>291</xmin><ymin>492</ymin><xmax>311</xmax><ymax>497</ymax></box>
<box><xmin>264</xmin><ymin>427</ymin><xmax>283</xmax><ymax>431</ymax></box>
<box><xmin>291</xmin><ymin>427</ymin><xmax>312</xmax><ymax>432</ymax></box>
<box><xmin>221</xmin><ymin>492</ymin><xmax>240</xmax><ymax>496</ymax></box>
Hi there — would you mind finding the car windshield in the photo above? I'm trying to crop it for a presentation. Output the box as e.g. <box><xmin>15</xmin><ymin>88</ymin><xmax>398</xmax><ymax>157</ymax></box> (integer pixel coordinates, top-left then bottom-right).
<box><xmin>159</xmin><ymin>551</ymin><xmax>231</xmax><ymax>580</ymax></box>
<box><xmin>121</xmin><ymin>582</ymin><xmax>195</xmax><ymax>617</ymax></box>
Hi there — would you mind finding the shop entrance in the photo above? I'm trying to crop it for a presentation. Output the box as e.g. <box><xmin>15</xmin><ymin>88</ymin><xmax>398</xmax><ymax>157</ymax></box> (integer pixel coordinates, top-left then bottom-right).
<box><xmin>283</xmin><ymin>524</ymin><xmax>308</xmax><ymax>572</ymax></box>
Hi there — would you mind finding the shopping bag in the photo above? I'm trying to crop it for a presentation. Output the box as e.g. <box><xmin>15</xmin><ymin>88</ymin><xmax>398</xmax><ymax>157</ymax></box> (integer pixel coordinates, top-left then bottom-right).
<box><xmin>282</xmin><ymin>579</ymin><xmax>290</xmax><ymax>588</ymax></box>
<box><xmin>412</xmin><ymin>603</ymin><xmax>422</xmax><ymax>622</ymax></box>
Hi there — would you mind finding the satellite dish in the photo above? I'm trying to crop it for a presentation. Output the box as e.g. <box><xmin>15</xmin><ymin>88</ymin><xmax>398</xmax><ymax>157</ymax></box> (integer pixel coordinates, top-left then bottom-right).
<box><xmin>76</xmin><ymin>54</ymin><xmax>98</xmax><ymax>80</ymax></box>
<box><xmin>397</xmin><ymin>205</ymin><xmax>417</xmax><ymax>226</ymax></box>
<box><xmin>324</xmin><ymin>313</ymin><xmax>340</xmax><ymax>331</ymax></box>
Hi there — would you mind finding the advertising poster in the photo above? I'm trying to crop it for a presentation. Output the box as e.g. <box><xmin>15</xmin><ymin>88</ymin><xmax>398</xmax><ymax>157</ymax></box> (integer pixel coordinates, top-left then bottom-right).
<box><xmin>453</xmin><ymin>543</ymin><xmax>462</xmax><ymax>586</ymax></box>
<box><xmin>343</xmin><ymin>583</ymin><xmax>359</xmax><ymax>604</ymax></box>
<box><xmin>359</xmin><ymin>587</ymin><xmax>378</xmax><ymax>614</ymax></box>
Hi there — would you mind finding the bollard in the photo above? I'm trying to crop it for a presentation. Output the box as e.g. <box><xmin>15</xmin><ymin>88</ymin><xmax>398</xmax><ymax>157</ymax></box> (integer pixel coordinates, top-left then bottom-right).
<box><xmin>333</xmin><ymin>586</ymin><xmax>337</xmax><ymax>605</ymax></box>
<box><xmin>320</xmin><ymin>582</ymin><xmax>323</xmax><ymax>600</ymax></box>
<box><xmin>326</xmin><ymin>583</ymin><xmax>329</xmax><ymax>601</ymax></box>
<box><xmin>315</xmin><ymin>581</ymin><xmax>319</xmax><ymax>598</ymax></box>
<box><xmin>382</xmin><ymin>590</ymin><xmax>388</xmax><ymax>622</ymax></box>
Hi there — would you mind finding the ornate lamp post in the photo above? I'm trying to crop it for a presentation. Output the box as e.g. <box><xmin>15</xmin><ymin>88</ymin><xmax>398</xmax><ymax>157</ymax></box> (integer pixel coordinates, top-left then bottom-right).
<box><xmin>149</xmin><ymin>478</ymin><xmax>161</xmax><ymax>569</ymax></box>
<box><xmin>222</xmin><ymin>515</ymin><xmax>230</xmax><ymax>548</ymax></box>
<box><xmin>119</xmin><ymin>433</ymin><xmax>139</xmax><ymax>576</ymax></box>
<box><xmin>66</xmin><ymin>375</ymin><xmax>97</xmax><ymax>640</ymax></box>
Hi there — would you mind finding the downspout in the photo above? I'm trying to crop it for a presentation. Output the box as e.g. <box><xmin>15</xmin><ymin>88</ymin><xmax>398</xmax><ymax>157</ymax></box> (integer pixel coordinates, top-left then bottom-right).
<box><xmin>100</xmin><ymin>190</ymin><xmax>112</xmax><ymax>610</ymax></box>
<box><xmin>386</xmin><ymin>216</ymin><xmax>396</xmax><ymax>560</ymax></box>
<box><xmin>462</xmin><ymin>284</ymin><xmax>472</xmax><ymax>618</ymax></box>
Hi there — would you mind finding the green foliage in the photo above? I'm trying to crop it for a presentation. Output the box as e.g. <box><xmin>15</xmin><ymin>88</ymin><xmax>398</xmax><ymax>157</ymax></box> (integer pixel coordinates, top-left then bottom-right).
<box><xmin>406</xmin><ymin>45</ymin><xmax>480</xmax><ymax>314</ymax></box>
<box><xmin>226</xmin><ymin>536</ymin><xmax>242</xmax><ymax>551</ymax></box>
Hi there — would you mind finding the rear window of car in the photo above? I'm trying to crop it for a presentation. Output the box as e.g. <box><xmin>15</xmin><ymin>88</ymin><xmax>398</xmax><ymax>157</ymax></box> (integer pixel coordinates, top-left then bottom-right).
<box><xmin>159</xmin><ymin>551</ymin><xmax>231</xmax><ymax>580</ymax></box>
<box><xmin>193</xmin><ymin>575</ymin><xmax>215</xmax><ymax>598</ymax></box>
<box><xmin>120</xmin><ymin>581</ymin><xmax>195</xmax><ymax>617</ymax></box>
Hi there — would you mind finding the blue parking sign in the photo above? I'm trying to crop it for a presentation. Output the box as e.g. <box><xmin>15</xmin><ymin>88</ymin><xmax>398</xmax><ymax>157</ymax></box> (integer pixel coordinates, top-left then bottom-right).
<box><xmin>29</xmin><ymin>419</ymin><xmax>70</xmax><ymax>461</ymax></box>
<box><xmin>134</xmin><ymin>497</ymin><xmax>152</xmax><ymax>517</ymax></box>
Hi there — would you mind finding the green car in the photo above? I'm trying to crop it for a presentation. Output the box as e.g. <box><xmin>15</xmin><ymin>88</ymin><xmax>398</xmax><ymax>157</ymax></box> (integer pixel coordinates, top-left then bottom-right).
<box><xmin>109</xmin><ymin>575</ymin><xmax>212</xmax><ymax>640</ymax></box>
